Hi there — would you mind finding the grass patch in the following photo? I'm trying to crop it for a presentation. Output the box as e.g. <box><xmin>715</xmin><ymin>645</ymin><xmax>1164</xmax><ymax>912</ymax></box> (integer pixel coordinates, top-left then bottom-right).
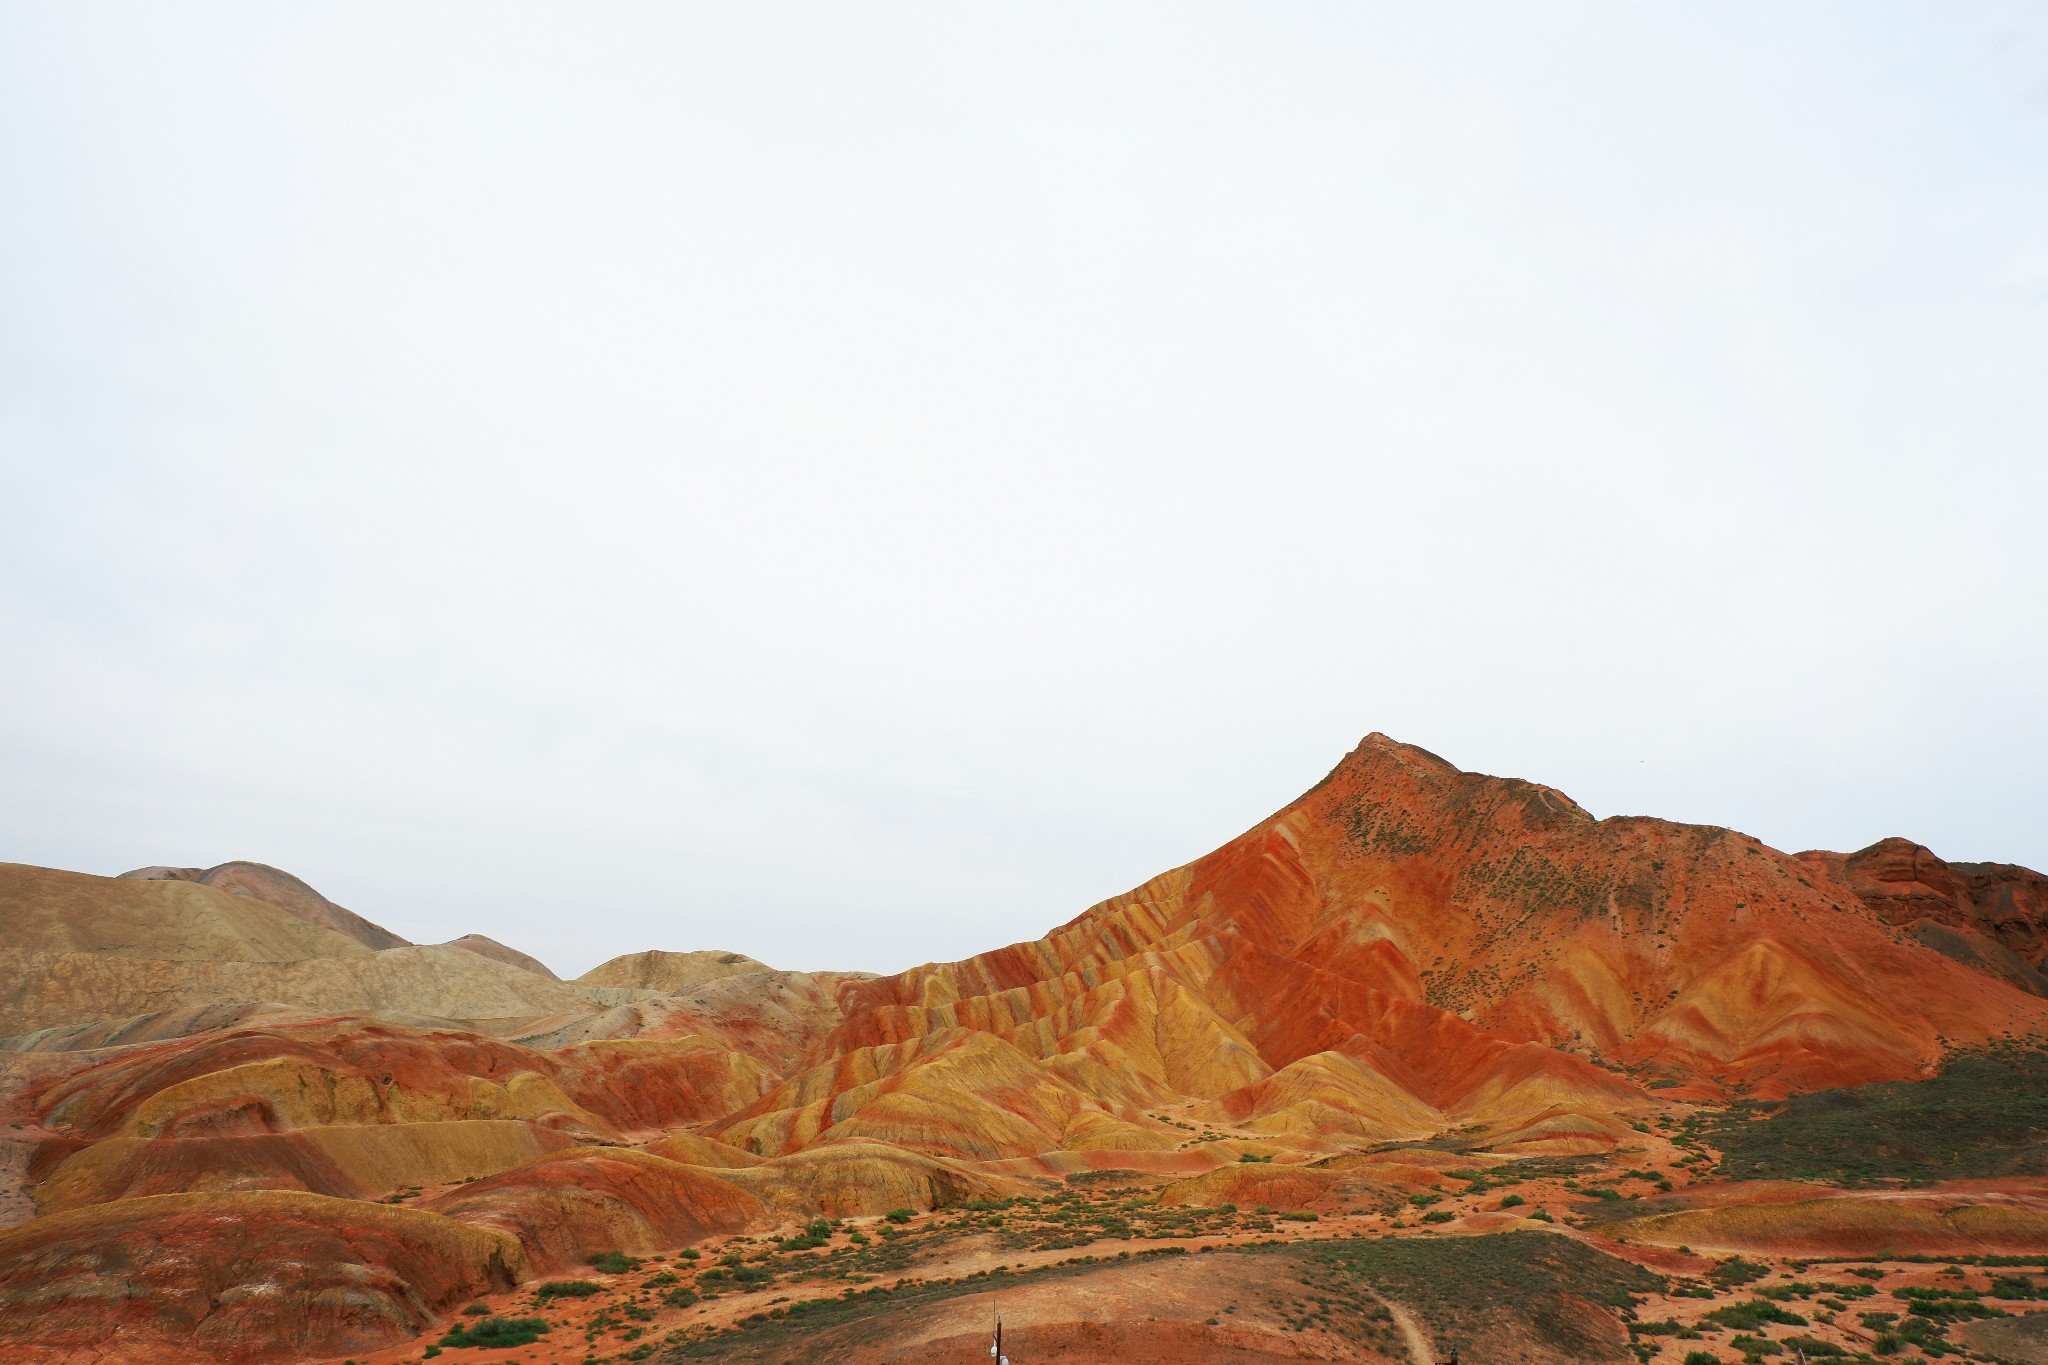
<box><xmin>1700</xmin><ymin>1044</ymin><xmax>2048</xmax><ymax>1184</ymax></box>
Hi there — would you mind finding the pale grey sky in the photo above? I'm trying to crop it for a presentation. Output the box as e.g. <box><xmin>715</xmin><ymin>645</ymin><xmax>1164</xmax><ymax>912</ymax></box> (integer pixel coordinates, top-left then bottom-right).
<box><xmin>2</xmin><ymin>4</ymin><xmax>2044</xmax><ymax>977</ymax></box>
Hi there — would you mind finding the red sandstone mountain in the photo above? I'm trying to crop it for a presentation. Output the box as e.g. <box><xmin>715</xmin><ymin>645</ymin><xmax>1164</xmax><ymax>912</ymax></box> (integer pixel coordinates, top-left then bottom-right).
<box><xmin>715</xmin><ymin>735</ymin><xmax>2048</xmax><ymax>1172</ymax></box>
<box><xmin>2</xmin><ymin>733</ymin><xmax>2045</xmax><ymax>1364</ymax></box>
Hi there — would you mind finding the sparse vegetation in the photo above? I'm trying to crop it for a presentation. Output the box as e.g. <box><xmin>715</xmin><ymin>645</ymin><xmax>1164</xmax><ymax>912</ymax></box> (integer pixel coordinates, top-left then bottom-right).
<box><xmin>1700</xmin><ymin>1044</ymin><xmax>2048</xmax><ymax>1184</ymax></box>
<box><xmin>1293</xmin><ymin>1231</ymin><xmax>1664</xmax><ymax>1362</ymax></box>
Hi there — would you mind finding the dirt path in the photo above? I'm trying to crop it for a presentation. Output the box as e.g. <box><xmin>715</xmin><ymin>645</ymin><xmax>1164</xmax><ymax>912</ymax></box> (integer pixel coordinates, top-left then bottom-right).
<box><xmin>1388</xmin><ymin>1301</ymin><xmax>1434</xmax><ymax>1365</ymax></box>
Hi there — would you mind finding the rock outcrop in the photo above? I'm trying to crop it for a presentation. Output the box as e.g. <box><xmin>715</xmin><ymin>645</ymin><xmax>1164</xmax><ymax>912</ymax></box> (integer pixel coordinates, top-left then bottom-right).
<box><xmin>418</xmin><ymin>1146</ymin><xmax>763</xmax><ymax>1272</ymax></box>
<box><xmin>0</xmin><ymin>1190</ymin><xmax>523</xmax><ymax>1364</ymax></box>
<box><xmin>1798</xmin><ymin>837</ymin><xmax>2048</xmax><ymax>992</ymax></box>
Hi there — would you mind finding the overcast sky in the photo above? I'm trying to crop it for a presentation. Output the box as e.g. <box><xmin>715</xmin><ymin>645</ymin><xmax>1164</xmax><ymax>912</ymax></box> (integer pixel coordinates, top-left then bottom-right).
<box><xmin>2</xmin><ymin>4</ymin><xmax>2044</xmax><ymax>978</ymax></box>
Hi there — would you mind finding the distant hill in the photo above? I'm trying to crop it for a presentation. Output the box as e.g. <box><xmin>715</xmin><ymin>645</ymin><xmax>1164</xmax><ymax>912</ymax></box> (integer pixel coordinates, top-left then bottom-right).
<box><xmin>576</xmin><ymin>948</ymin><xmax>769</xmax><ymax>995</ymax></box>
<box><xmin>118</xmin><ymin>860</ymin><xmax>411</xmax><ymax>951</ymax></box>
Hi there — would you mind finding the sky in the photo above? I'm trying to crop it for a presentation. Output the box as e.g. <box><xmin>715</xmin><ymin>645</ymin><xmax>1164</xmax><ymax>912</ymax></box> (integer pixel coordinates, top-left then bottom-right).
<box><xmin>2</xmin><ymin>4</ymin><xmax>2044</xmax><ymax>978</ymax></box>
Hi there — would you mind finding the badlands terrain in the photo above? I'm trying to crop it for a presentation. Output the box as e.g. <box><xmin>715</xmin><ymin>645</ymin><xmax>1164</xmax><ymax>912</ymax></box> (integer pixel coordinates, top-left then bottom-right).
<box><xmin>5</xmin><ymin>734</ymin><xmax>2048</xmax><ymax>1364</ymax></box>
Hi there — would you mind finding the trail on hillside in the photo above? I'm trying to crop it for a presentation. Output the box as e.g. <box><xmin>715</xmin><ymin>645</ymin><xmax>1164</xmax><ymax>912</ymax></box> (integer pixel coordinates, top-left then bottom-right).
<box><xmin>1387</xmin><ymin>1301</ymin><xmax>1434</xmax><ymax>1365</ymax></box>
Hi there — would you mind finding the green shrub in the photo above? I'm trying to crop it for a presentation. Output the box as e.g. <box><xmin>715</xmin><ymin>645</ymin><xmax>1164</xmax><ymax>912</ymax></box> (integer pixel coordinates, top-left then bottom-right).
<box><xmin>884</xmin><ymin>1208</ymin><xmax>913</xmax><ymax>1224</ymax></box>
<box><xmin>1683</xmin><ymin>1352</ymin><xmax>1719</xmax><ymax>1365</ymax></box>
<box><xmin>461</xmin><ymin>1302</ymin><xmax>489</xmax><ymax>1316</ymax></box>
<box><xmin>1237</xmin><ymin>1153</ymin><xmax>1274</xmax><ymax>1163</ymax></box>
<box><xmin>1278</xmin><ymin>1211</ymin><xmax>1319</xmax><ymax>1222</ymax></box>
<box><xmin>439</xmin><ymin>1316</ymin><xmax>549</xmax><ymax>1349</ymax></box>
<box><xmin>663</xmin><ymin>1287</ymin><xmax>699</xmax><ymax>1309</ymax></box>
<box><xmin>587</xmin><ymin>1251</ymin><xmax>640</xmax><ymax>1274</ymax></box>
<box><xmin>533</xmin><ymin>1280</ymin><xmax>602</xmax><ymax>1301</ymax></box>
<box><xmin>1499</xmin><ymin>1194</ymin><xmax>1525</xmax><ymax>1208</ymax></box>
<box><xmin>1710</xmin><ymin>1259</ymin><xmax>1770</xmax><ymax>1288</ymax></box>
<box><xmin>1783</xmin><ymin>1336</ymin><xmax>1846</xmax><ymax>1357</ymax></box>
<box><xmin>1421</xmin><ymin>1211</ymin><xmax>1455</xmax><ymax>1224</ymax></box>
<box><xmin>1704</xmin><ymin>1300</ymin><xmax>1807</xmax><ymax>1330</ymax></box>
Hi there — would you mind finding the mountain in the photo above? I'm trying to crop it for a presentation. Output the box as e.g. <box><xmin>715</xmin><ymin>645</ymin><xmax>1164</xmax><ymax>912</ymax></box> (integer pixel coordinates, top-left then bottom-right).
<box><xmin>3</xmin><ymin>735</ymin><xmax>2046</xmax><ymax>1365</ymax></box>
<box><xmin>710</xmin><ymin>735</ymin><xmax>2048</xmax><ymax>1170</ymax></box>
